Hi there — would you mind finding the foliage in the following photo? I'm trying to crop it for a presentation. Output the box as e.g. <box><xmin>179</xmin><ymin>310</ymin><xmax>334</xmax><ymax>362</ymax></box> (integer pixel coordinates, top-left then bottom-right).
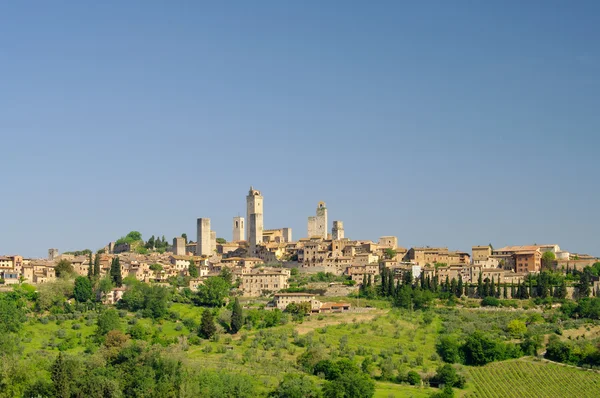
<box><xmin>384</xmin><ymin>248</ymin><xmax>397</xmax><ymax>259</ymax></box>
<box><xmin>96</xmin><ymin>309</ymin><xmax>122</xmax><ymax>337</ymax></box>
<box><xmin>199</xmin><ymin>309</ymin><xmax>216</xmax><ymax>339</ymax></box>
<box><xmin>0</xmin><ymin>294</ymin><xmax>26</xmax><ymax>333</ymax></box>
<box><xmin>320</xmin><ymin>359</ymin><xmax>375</xmax><ymax>398</ymax></box>
<box><xmin>506</xmin><ymin>319</ymin><xmax>527</xmax><ymax>338</ymax></box>
<box><xmin>115</xmin><ymin>231</ymin><xmax>143</xmax><ymax>246</ymax></box>
<box><xmin>406</xmin><ymin>370</ymin><xmax>421</xmax><ymax>386</ymax></box>
<box><xmin>194</xmin><ymin>276</ymin><xmax>231</xmax><ymax>307</ymax></box>
<box><xmin>270</xmin><ymin>373</ymin><xmax>321</xmax><ymax>398</ymax></box>
<box><xmin>110</xmin><ymin>257</ymin><xmax>123</xmax><ymax>287</ymax></box>
<box><xmin>460</xmin><ymin>331</ymin><xmax>522</xmax><ymax>366</ymax></box>
<box><xmin>73</xmin><ymin>276</ymin><xmax>93</xmax><ymax>302</ymax></box>
<box><xmin>119</xmin><ymin>283</ymin><xmax>170</xmax><ymax>319</ymax></box>
<box><xmin>55</xmin><ymin>259</ymin><xmax>75</xmax><ymax>278</ymax></box>
<box><xmin>216</xmin><ymin>237</ymin><xmax>227</xmax><ymax>244</ymax></box>
<box><xmin>481</xmin><ymin>296</ymin><xmax>500</xmax><ymax>307</ymax></box>
<box><xmin>188</xmin><ymin>259</ymin><xmax>199</xmax><ymax>278</ymax></box>
<box><xmin>230</xmin><ymin>298</ymin><xmax>243</xmax><ymax>334</ymax></box>
<box><xmin>432</xmin><ymin>364</ymin><xmax>465</xmax><ymax>388</ymax></box>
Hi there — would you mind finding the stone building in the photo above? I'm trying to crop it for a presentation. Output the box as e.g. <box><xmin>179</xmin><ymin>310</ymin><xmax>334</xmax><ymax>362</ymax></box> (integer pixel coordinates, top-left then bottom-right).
<box><xmin>196</xmin><ymin>218</ymin><xmax>211</xmax><ymax>256</ymax></box>
<box><xmin>232</xmin><ymin>216</ymin><xmax>245</xmax><ymax>242</ymax></box>
<box><xmin>307</xmin><ymin>201</ymin><xmax>328</xmax><ymax>239</ymax></box>
<box><xmin>173</xmin><ymin>237</ymin><xmax>186</xmax><ymax>256</ymax></box>
<box><xmin>48</xmin><ymin>248</ymin><xmax>59</xmax><ymax>261</ymax></box>
<box><xmin>332</xmin><ymin>221</ymin><xmax>344</xmax><ymax>240</ymax></box>
<box><xmin>378</xmin><ymin>236</ymin><xmax>398</xmax><ymax>249</ymax></box>
<box><xmin>263</xmin><ymin>228</ymin><xmax>292</xmax><ymax>243</ymax></box>
<box><xmin>239</xmin><ymin>267</ymin><xmax>290</xmax><ymax>297</ymax></box>
<box><xmin>272</xmin><ymin>293</ymin><xmax>321</xmax><ymax>311</ymax></box>
<box><xmin>246</xmin><ymin>187</ymin><xmax>264</xmax><ymax>256</ymax></box>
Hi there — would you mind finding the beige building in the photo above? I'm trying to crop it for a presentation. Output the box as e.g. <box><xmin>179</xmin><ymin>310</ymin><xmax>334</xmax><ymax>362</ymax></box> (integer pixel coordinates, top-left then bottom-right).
<box><xmin>378</xmin><ymin>236</ymin><xmax>398</xmax><ymax>249</ymax></box>
<box><xmin>240</xmin><ymin>267</ymin><xmax>290</xmax><ymax>297</ymax></box>
<box><xmin>272</xmin><ymin>293</ymin><xmax>319</xmax><ymax>310</ymax></box>
<box><xmin>472</xmin><ymin>246</ymin><xmax>492</xmax><ymax>262</ymax></box>
<box><xmin>307</xmin><ymin>201</ymin><xmax>328</xmax><ymax>239</ymax></box>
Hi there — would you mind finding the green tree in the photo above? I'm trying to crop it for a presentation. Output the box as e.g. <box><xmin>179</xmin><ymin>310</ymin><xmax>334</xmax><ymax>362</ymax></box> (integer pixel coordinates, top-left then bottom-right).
<box><xmin>181</xmin><ymin>233</ymin><xmax>187</xmax><ymax>243</ymax></box>
<box><xmin>87</xmin><ymin>252</ymin><xmax>93</xmax><ymax>279</ymax></box>
<box><xmin>93</xmin><ymin>253</ymin><xmax>101</xmax><ymax>277</ymax></box>
<box><xmin>73</xmin><ymin>276</ymin><xmax>93</xmax><ymax>302</ymax></box>
<box><xmin>195</xmin><ymin>276</ymin><xmax>231</xmax><ymax>307</ymax></box>
<box><xmin>188</xmin><ymin>258</ymin><xmax>199</xmax><ymax>278</ymax></box>
<box><xmin>578</xmin><ymin>269</ymin><xmax>592</xmax><ymax>298</ymax></box>
<box><xmin>216</xmin><ymin>237</ymin><xmax>227</xmax><ymax>244</ymax></box>
<box><xmin>384</xmin><ymin>248</ymin><xmax>397</xmax><ymax>260</ymax></box>
<box><xmin>51</xmin><ymin>352</ymin><xmax>70</xmax><ymax>398</ymax></box>
<box><xmin>0</xmin><ymin>295</ymin><xmax>26</xmax><ymax>333</ymax></box>
<box><xmin>110</xmin><ymin>257</ymin><xmax>122</xmax><ymax>287</ymax></box>
<box><xmin>436</xmin><ymin>336</ymin><xmax>461</xmax><ymax>363</ymax></box>
<box><xmin>476</xmin><ymin>272</ymin><xmax>483</xmax><ymax>298</ymax></box>
<box><xmin>55</xmin><ymin>259</ymin><xmax>74</xmax><ymax>278</ymax></box>
<box><xmin>199</xmin><ymin>309</ymin><xmax>216</xmax><ymax>339</ymax></box>
<box><xmin>270</xmin><ymin>373</ymin><xmax>320</xmax><ymax>398</ymax></box>
<box><xmin>96</xmin><ymin>309</ymin><xmax>121</xmax><ymax>336</ymax></box>
<box><xmin>507</xmin><ymin>319</ymin><xmax>527</xmax><ymax>338</ymax></box>
<box><xmin>555</xmin><ymin>279</ymin><xmax>567</xmax><ymax>299</ymax></box>
<box><xmin>231</xmin><ymin>298</ymin><xmax>243</xmax><ymax>334</ymax></box>
<box><xmin>541</xmin><ymin>251</ymin><xmax>556</xmax><ymax>270</ymax></box>
<box><xmin>433</xmin><ymin>364</ymin><xmax>465</xmax><ymax>388</ymax></box>
<box><xmin>406</xmin><ymin>370</ymin><xmax>421</xmax><ymax>386</ymax></box>
<box><xmin>456</xmin><ymin>278</ymin><xmax>463</xmax><ymax>298</ymax></box>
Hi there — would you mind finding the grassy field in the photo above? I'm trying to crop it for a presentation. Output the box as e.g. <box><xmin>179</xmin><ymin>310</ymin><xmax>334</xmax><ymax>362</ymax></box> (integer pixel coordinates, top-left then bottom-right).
<box><xmin>465</xmin><ymin>358</ymin><xmax>600</xmax><ymax>398</ymax></box>
<box><xmin>17</xmin><ymin>299</ymin><xmax>600</xmax><ymax>397</ymax></box>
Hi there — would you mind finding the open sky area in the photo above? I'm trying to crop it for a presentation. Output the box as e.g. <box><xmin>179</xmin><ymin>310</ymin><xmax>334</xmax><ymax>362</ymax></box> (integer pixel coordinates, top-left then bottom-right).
<box><xmin>1</xmin><ymin>1</ymin><xmax>599</xmax><ymax>258</ymax></box>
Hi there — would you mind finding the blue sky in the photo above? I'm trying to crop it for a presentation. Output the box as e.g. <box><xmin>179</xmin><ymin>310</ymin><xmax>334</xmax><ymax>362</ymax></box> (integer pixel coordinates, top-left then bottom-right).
<box><xmin>1</xmin><ymin>1</ymin><xmax>599</xmax><ymax>258</ymax></box>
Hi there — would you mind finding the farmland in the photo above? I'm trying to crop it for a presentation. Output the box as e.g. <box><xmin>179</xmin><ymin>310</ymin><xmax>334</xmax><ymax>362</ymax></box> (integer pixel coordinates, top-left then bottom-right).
<box><xmin>465</xmin><ymin>358</ymin><xmax>600</xmax><ymax>398</ymax></box>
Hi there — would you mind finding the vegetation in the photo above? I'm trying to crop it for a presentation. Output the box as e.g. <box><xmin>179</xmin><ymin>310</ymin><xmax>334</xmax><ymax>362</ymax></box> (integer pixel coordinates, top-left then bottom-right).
<box><xmin>55</xmin><ymin>259</ymin><xmax>75</xmax><ymax>278</ymax></box>
<box><xmin>3</xmin><ymin>259</ymin><xmax>600</xmax><ymax>397</ymax></box>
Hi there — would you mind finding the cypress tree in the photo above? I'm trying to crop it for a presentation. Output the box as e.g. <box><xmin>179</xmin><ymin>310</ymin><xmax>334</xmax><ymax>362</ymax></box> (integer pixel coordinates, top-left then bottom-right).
<box><xmin>503</xmin><ymin>284</ymin><xmax>508</xmax><ymax>299</ymax></box>
<box><xmin>110</xmin><ymin>257</ymin><xmax>122</xmax><ymax>287</ymax></box>
<box><xmin>93</xmin><ymin>254</ymin><xmax>101</xmax><ymax>277</ymax></box>
<box><xmin>199</xmin><ymin>308</ymin><xmax>216</xmax><ymax>339</ymax></box>
<box><xmin>360</xmin><ymin>274</ymin><xmax>367</xmax><ymax>296</ymax></box>
<box><xmin>444</xmin><ymin>276</ymin><xmax>450</xmax><ymax>293</ymax></box>
<box><xmin>456</xmin><ymin>278</ymin><xmax>463</xmax><ymax>298</ymax></box>
<box><xmin>450</xmin><ymin>278</ymin><xmax>457</xmax><ymax>297</ymax></box>
<box><xmin>477</xmin><ymin>272</ymin><xmax>483</xmax><ymax>298</ymax></box>
<box><xmin>230</xmin><ymin>298</ymin><xmax>243</xmax><ymax>334</ymax></box>
<box><xmin>490</xmin><ymin>276</ymin><xmax>495</xmax><ymax>298</ymax></box>
<box><xmin>387</xmin><ymin>270</ymin><xmax>394</xmax><ymax>297</ymax></box>
<box><xmin>52</xmin><ymin>352</ymin><xmax>70</xmax><ymax>398</ymax></box>
<box><xmin>432</xmin><ymin>276</ymin><xmax>438</xmax><ymax>292</ymax></box>
<box><xmin>420</xmin><ymin>272</ymin><xmax>425</xmax><ymax>290</ymax></box>
<box><xmin>188</xmin><ymin>258</ymin><xmax>199</xmax><ymax>278</ymax></box>
<box><xmin>87</xmin><ymin>252</ymin><xmax>93</xmax><ymax>279</ymax></box>
<box><xmin>380</xmin><ymin>268</ymin><xmax>387</xmax><ymax>296</ymax></box>
<box><xmin>367</xmin><ymin>274</ymin><xmax>372</xmax><ymax>288</ymax></box>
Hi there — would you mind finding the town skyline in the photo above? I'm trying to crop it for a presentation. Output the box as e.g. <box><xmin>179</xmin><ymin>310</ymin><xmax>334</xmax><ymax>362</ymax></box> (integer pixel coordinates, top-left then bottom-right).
<box><xmin>3</xmin><ymin>2</ymin><xmax>599</xmax><ymax>257</ymax></box>
<box><xmin>6</xmin><ymin>185</ymin><xmax>598</xmax><ymax>259</ymax></box>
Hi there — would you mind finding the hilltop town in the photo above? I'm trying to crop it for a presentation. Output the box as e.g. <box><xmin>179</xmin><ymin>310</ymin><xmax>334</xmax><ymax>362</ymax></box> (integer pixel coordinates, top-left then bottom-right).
<box><xmin>2</xmin><ymin>187</ymin><xmax>598</xmax><ymax>304</ymax></box>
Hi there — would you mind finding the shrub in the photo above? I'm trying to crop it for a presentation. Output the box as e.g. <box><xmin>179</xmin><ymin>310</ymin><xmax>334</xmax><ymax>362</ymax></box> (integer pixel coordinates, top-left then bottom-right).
<box><xmin>71</xmin><ymin>323</ymin><xmax>81</xmax><ymax>330</ymax></box>
<box><xmin>481</xmin><ymin>296</ymin><xmax>500</xmax><ymax>307</ymax></box>
<box><xmin>407</xmin><ymin>370</ymin><xmax>421</xmax><ymax>385</ymax></box>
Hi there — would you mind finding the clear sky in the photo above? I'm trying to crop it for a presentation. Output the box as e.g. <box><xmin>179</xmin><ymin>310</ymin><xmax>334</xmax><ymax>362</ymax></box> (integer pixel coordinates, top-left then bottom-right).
<box><xmin>1</xmin><ymin>1</ymin><xmax>599</xmax><ymax>258</ymax></box>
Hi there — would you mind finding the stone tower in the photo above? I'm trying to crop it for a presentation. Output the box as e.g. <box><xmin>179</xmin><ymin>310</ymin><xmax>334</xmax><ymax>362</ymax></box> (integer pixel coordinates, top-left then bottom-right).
<box><xmin>48</xmin><ymin>248</ymin><xmax>58</xmax><ymax>261</ymax></box>
<box><xmin>210</xmin><ymin>231</ymin><xmax>217</xmax><ymax>253</ymax></box>
<box><xmin>233</xmin><ymin>216</ymin><xmax>245</xmax><ymax>242</ymax></box>
<box><xmin>196</xmin><ymin>218</ymin><xmax>211</xmax><ymax>256</ymax></box>
<box><xmin>332</xmin><ymin>221</ymin><xmax>344</xmax><ymax>240</ymax></box>
<box><xmin>173</xmin><ymin>237</ymin><xmax>186</xmax><ymax>255</ymax></box>
<box><xmin>246</xmin><ymin>186</ymin><xmax>263</xmax><ymax>256</ymax></box>
<box><xmin>307</xmin><ymin>202</ymin><xmax>328</xmax><ymax>239</ymax></box>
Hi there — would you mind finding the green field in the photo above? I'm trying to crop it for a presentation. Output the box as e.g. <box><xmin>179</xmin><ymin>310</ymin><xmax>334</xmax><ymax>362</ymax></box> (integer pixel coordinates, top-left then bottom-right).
<box><xmin>465</xmin><ymin>358</ymin><xmax>600</xmax><ymax>398</ymax></box>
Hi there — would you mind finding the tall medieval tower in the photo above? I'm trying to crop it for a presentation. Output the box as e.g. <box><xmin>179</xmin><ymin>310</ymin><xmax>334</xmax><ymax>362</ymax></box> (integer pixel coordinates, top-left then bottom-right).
<box><xmin>332</xmin><ymin>221</ymin><xmax>344</xmax><ymax>240</ymax></box>
<box><xmin>308</xmin><ymin>202</ymin><xmax>328</xmax><ymax>239</ymax></box>
<box><xmin>233</xmin><ymin>216</ymin><xmax>245</xmax><ymax>242</ymax></box>
<box><xmin>196</xmin><ymin>218</ymin><xmax>211</xmax><ymax>256</ymax></box>
<box><xmin>246</xmin><ymin>187</ymin><xmax>263</xmax><ymax>256</ymax></box>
